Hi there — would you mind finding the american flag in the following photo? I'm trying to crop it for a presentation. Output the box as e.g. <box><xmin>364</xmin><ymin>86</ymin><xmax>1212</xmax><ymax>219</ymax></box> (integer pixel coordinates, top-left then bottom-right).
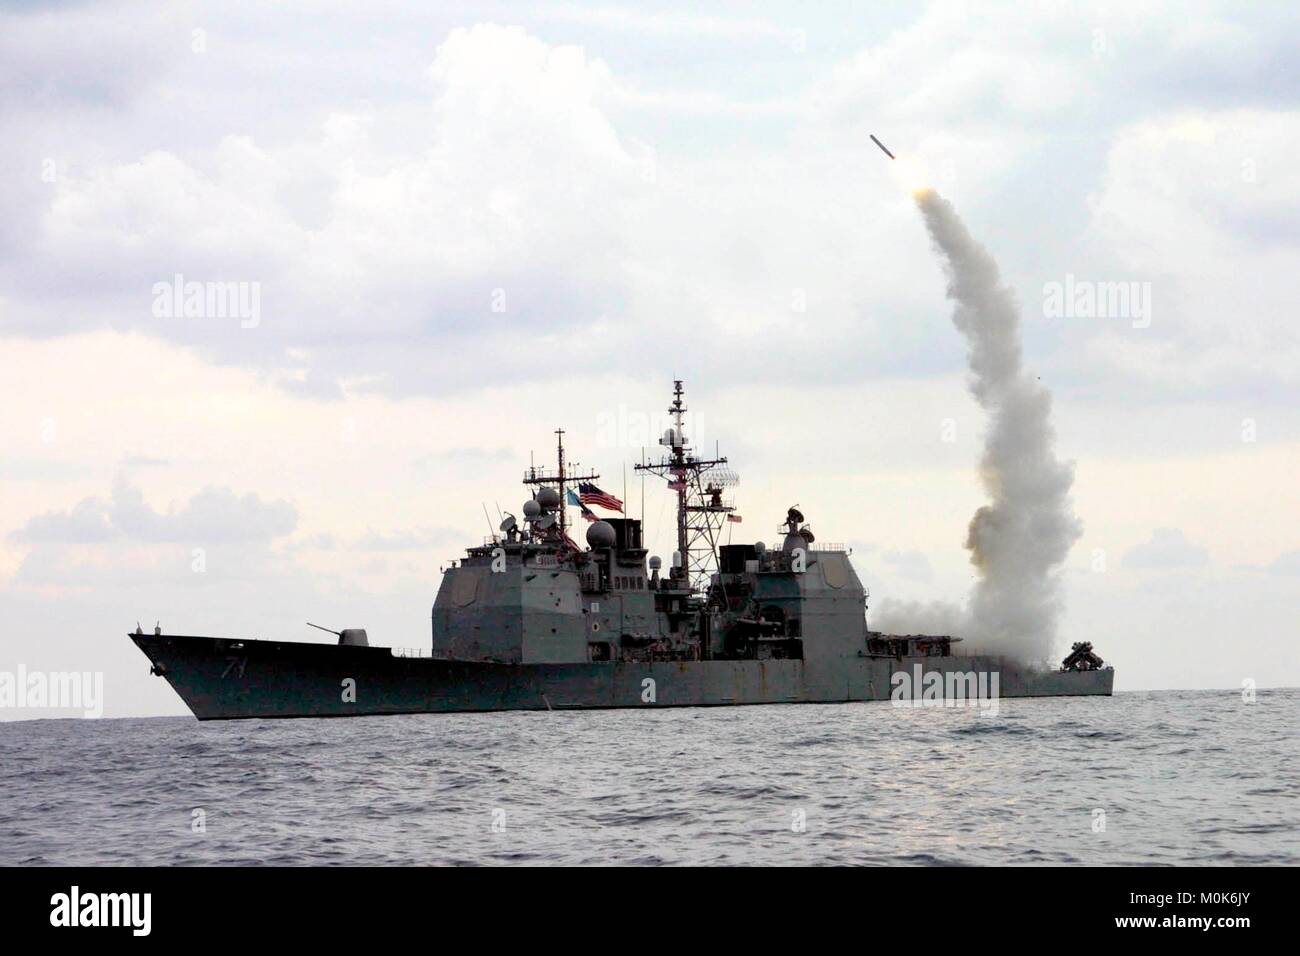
<box><xmin>578</xmin><ymin>482</ymin><xmax>623</xmax><ymax>512</ymax></box>
<box><xmin>667</xmin><ymin>479</ymin><xmax>686</xmax><ymax>492</ymax></box>
<box><xmin>727</xmin><ymin>514</ymin><xmax>742</xmax><ymax>523</ymax></box>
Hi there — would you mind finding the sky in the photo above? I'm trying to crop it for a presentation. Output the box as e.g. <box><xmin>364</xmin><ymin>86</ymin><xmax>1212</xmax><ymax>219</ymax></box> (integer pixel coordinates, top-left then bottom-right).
<box><xmin>1</xmin><ymin>0</ymin><xmax>1297</xmax><ymax>718</ymax></box>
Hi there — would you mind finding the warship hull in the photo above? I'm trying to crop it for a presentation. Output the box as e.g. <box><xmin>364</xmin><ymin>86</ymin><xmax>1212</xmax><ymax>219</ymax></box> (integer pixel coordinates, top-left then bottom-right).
<box><xmin>133</xmin><ymin>633</ymin><xmax>1113</xmax><ymax>721</ymax></box>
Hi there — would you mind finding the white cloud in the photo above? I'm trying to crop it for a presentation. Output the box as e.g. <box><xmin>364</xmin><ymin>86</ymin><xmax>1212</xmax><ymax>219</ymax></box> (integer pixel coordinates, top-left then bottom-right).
<box><xmin>12</xmin><ymin>477</ymin><xmax>297</xmax><ymax>544</ymax></box>
<box><xmin>1122</xmin><ymin>528</ymin><xmax>1210</xmax><ymax>569</ymax></box>
<box><xmin>12</xmin><ymin>496</ymin><xmax>116</xmax><ymax>544</ymax></box>
<box><xmin>1076</xmin><ymin>110</ymin><xmax>1300</xmax><ymax>390</ymax></box>
<box><xmin>5</xmin><ymin>10</ymin><xmax>1296</xmax><ymax>406</ymax></box>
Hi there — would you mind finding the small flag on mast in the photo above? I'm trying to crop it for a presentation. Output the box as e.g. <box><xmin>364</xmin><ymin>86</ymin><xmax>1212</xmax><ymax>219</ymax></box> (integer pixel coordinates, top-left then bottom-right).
<box><xmin>726</xmin><ymin>514</ymin><xmax>742</xmax><ymax>523</ymax></box>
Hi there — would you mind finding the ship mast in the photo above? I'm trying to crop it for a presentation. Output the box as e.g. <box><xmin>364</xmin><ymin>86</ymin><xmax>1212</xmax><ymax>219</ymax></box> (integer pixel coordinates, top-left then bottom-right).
<box><xmin>522</xmin><ymin>428</ymin><xmax>598</xmax><ymax>536</ymax></box>
<box><xmin>635</xmin><ymin>381</ymin><xmax>737</xmax><ymax>590</ymax></box>
<box><xmin>557</xmin><ymin>429</ymin><xmax>567</xmax><ymax>535</ymax></box>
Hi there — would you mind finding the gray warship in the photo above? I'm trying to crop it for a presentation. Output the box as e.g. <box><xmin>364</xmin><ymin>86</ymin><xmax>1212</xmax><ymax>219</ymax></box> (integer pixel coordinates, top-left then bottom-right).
<box><xmin>132</xmin><ymin>382</ymin><xmax>1113</xmax><ymax>720</ymax></box>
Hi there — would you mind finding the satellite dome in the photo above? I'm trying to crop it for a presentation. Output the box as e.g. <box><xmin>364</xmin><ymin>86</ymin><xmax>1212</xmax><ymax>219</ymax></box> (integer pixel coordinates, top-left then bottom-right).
<box><xmin>648</xmin><ymin>555</ymin><xmax>662</xmax><ymax>570</ymax></box>
<box><xmin>536</xmin><ymin>487</ymin><xmax>561</xmax><ymax>509</ymax></box>
<box><xmin>754</xmin><ymin>541</ymin><xmax>766</xmax><ymax>555</ymax></box>
<box><xmin>522</xmin><ymin>499</ymin><xmax>541</xmax><ymax>518</ymax></box>
<box><xmin>586</xmin><ymin>521</ymin><xmax>616</xmax><ymax>549</ymax></box>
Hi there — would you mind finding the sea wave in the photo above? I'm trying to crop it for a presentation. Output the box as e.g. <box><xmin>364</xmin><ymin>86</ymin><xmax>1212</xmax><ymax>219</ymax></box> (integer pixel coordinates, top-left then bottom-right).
<box><xmin>1</xmin><ymin>689</ymin><xmax>1296</xmax><ymax>865</ymax></box>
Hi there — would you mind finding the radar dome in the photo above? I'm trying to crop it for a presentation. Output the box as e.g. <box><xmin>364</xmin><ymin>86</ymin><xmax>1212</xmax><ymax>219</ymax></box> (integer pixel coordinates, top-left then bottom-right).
<box><xmin>586</xmin><ymin>521</ymin><xmax>617</xmax><ymax>549</ymax></box>
<box><xmin>522</xmin><ymin>499</ymin><xmax>541</xmax><ymax>518</ymax></box>
<box><xmin>661</xmin><ymin>426</ymin><xmax>684</xmax><ymax>447</ymax></box>
<box><xmin>648</xmin><ymin>555</ymin><xmax>662</xmax><ymax>570</ymax></box>
<box><xmin>536</xmin><ymin>487</ymin><xmax>561</xmax><ymax>509</ymax></box>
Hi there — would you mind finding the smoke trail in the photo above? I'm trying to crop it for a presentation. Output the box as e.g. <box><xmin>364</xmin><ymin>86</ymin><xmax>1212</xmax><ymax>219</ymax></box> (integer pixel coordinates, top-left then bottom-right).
<box><xmin>892</xmin><ymin>189</ymin><xmax>1081</xmax><ymax>662</ymax></box>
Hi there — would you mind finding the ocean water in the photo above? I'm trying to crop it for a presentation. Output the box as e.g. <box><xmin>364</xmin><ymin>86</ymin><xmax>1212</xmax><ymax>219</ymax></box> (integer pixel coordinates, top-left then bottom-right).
<box><xmin>2</xmin><ymin>689</ymin><xmax>1296</xmax><ymax>866</ymax></box>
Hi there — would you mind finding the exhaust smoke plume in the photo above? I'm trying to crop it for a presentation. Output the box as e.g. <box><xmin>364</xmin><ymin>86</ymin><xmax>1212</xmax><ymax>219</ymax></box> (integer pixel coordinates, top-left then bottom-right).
<box><xmin>877</xmin><ymin>189</ymin><xmax>1081</xmax><ymax>663</ymax></box>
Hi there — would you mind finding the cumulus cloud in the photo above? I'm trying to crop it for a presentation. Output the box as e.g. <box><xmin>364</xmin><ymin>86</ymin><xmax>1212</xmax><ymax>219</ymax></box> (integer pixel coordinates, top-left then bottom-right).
<box><xmin>12</xmin><ymin>496</ymin><xmax>116</xmax><ymax>543</ymax></box>
<box><xmin>11</xmin><ymin>478</ymin><xmax>297</xmax><ymax>544</ymax></box>
<box><xmin>12</xmin><ymin>25</ymin><xmax>645</xmax><ymax>362</ymax></box>
<box><xmin>1072</xmin><ymin>109</ymin><xmax>1300</xmax><ymax>393</ymax></box>
<box><xmin>4</xmin><ymin>8</ymin><xmax>1292</xmax><ymax>404</ymax></box>
<box><xmin>1122</xmin><ymin>528</ymin><xmax>1210</xmax><ymax>569</ymax></box>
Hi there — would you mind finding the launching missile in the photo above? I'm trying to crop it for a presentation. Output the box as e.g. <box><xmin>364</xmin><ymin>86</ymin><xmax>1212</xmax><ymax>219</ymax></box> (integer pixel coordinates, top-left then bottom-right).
<box><xmin>870</xmin><ymin>134</ymin><xmax>895</xmax><ymax>160</ymax></box>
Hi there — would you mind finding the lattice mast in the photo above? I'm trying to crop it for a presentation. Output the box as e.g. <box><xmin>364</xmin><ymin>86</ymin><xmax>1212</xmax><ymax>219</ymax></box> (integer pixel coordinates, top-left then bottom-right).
<box><xmin>634</xmin><ymin>381</ymin><xmax>738</xmax><ymax>590</ymax></box>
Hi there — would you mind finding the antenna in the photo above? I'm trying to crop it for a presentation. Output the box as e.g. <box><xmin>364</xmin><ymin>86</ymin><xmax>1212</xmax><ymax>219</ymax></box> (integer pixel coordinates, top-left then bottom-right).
<box><xmin>306</xmin><ymin>622</ymin><xmax>341</xmax><ymax>636</ymax></box>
